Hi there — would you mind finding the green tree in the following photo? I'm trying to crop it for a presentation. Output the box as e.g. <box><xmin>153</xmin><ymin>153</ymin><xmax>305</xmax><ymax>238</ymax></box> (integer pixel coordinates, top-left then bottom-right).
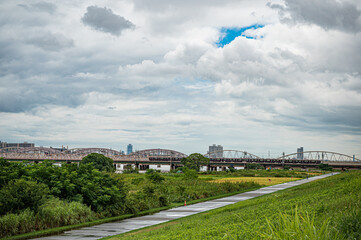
<box><xmin>0</xmin><ymin>158</ymin><xmax>27</xmax><ymax>189</ymax></box>
<box><xmin>0</xmin><ymin>179</ymin><xmax>49</xmax><ymax>215</ymax></box>
<box><xmin>80</xmin><ymin>153</ymin><xmax>115</xmax><ymax>172</ymax></box>
<box><xmin>181</xmin><ymin>153</ymin><xmax>209</xmax><ymax>172</ymax></box>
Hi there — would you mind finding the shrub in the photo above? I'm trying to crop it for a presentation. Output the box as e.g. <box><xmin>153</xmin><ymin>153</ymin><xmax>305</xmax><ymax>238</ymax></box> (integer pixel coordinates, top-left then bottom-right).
<box><xmin>145</xmin><ymin>169</ymin><xmax>165</xmax><ymax>184</ymax></box>
<box><xmin>183</xmin><ymin>168</ymin><xmax>198</xmax><ymax>180</ymax></box>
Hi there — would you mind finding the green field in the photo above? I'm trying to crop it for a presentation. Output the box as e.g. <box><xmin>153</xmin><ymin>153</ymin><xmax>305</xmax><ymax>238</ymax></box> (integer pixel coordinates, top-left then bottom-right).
<box><xmin>107</xmin><ymin>171</ymin><xmax>361</xmax><ymax>240</ymax></box>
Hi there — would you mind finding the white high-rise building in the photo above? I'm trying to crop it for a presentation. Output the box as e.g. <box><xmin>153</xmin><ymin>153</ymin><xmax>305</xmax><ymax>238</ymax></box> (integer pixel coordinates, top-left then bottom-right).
<box><xmin>208</xmin><ymin>144</ymin><xmax>223</xmax><ymax>158</ymax></box>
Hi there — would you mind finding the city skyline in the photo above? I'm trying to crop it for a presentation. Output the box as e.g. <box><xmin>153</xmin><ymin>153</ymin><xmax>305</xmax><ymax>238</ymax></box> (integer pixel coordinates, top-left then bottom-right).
<box><xmin>0</xmin><ymin>1</ymin><xmax>360</xmax><ymax>158</ymax></box>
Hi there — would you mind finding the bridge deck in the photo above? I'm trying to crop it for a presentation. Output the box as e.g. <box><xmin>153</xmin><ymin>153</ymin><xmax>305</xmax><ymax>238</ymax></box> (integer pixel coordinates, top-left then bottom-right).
<box><xmin>1</xmin><ymin>154</ymin><xmax>361</xmax><ymax>168</ymax></box>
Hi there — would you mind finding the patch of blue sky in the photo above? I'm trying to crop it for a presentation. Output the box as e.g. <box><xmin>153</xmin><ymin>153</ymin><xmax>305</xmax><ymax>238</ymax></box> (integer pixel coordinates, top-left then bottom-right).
<box><xmin>216</xmin><ymin>24</ymin><xmax>264</xmax><ymax>47</ymax></box>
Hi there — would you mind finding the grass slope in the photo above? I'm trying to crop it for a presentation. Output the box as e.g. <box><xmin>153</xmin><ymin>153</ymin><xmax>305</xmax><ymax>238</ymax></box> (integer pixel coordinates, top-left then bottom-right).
<box><xmin>107</xmin><ymin>171</ymin><xmax>361</xmax><ymax>240</ymax></box>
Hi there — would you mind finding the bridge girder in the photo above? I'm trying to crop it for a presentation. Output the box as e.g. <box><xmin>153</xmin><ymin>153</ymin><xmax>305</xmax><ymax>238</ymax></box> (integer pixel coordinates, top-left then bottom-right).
<box><xmin>129</xmin><ymin>149</ymin><xmax>188</xmax><ymax>158</ymax></box>
<box><xmin>64</xmin><ymin>148</ymin><xmax>121</xmax><ymax>156</ymax></box>
<box><xmin>204</xmin><ymin>150</ymin><xmax>261</xmax><ymax>159</ymax></box>
<box><xmin>0</xmin><ymin>147</ymin><xmax>62</xmax><ymax>154</ymax></box>
<box><xmin>278</xmin><ymin>151</ymin><xmax>360</xmax><ymax>162</ymax></box>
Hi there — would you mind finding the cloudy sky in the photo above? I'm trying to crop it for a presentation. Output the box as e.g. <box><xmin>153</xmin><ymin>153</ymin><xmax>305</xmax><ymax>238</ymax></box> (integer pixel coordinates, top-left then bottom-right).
<box><xmin>1</xmin><ymin>0</ymin><xmax>361</xmax><ymax>157</ymax></box>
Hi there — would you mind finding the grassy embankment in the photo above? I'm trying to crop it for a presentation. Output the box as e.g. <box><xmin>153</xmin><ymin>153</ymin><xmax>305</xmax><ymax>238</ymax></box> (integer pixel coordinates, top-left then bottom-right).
<box><xmin>106</xmin><ymin>171</ymin><xmax>361</xmax><ymax>240</ymax></box>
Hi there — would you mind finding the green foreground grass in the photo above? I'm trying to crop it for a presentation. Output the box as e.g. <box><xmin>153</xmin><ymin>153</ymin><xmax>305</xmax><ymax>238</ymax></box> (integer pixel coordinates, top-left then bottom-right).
<box><xmin>106</xmin><ymin>171</ymin><xmax>361</xmax><ymax>240</ymax></box>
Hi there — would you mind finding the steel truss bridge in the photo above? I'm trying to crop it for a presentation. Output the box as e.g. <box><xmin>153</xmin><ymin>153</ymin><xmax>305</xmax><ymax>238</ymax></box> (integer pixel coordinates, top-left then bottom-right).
<box><xmin>0</xmin><ymin>147</ymin><xmax>360</xmax><ymax>169</ymax></box>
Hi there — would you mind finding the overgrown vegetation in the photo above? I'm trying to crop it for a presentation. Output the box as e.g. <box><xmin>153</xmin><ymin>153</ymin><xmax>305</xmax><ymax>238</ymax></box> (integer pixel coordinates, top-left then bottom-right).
<box><xmin>108</xmin><ymin>171</ymin><xmax>361</xmax><ymax>240</ymax></box>
<box><xmin>0</xmin><ymin>158</ymin><xmax>124</xmax><ymax>238</ymax></box>
<box><xmin>0</xmin><ymin>158</ymin><xmax>266</xmax><ymax>238</ymax></box>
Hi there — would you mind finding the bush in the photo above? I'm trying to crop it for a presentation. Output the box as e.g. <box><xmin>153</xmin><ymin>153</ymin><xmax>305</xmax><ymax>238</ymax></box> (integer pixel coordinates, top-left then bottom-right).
<box><xmin>145</xmin><ymin>169</ymin><xmax>165</xmax><ymax>184</ymax></box>
<box><xmin>183</xmin><ymin>168</ymin><xmax>198</xmax><ymax>180</ymax></box>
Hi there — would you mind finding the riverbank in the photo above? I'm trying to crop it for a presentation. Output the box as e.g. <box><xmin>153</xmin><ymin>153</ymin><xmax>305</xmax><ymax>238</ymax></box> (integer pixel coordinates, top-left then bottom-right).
<box><xmin>107</xmin><ymin>171</ymin><xmax>360</xmax><ymax>239</ymax></box>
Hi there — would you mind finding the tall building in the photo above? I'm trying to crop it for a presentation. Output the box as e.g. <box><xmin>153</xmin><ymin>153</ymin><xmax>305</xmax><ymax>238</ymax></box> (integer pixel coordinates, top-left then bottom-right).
<box><xmin>127</xmin><ymin>144</ymin><xmax>133</xmax><ymax>155</ymax></box>
<box><xmin>297</xmin><ymin>147</ymin><xmax>304</xmax><ymax>160</ymax></box>
<box><xmin>0</xmin><ymin>141</ymin><xmax>35</xmax><ymax>148</ymax></box>
<box><xmin>208</xmin><ymin>144</ymin><xmax>223</xmax><ymax>158</ymax></box>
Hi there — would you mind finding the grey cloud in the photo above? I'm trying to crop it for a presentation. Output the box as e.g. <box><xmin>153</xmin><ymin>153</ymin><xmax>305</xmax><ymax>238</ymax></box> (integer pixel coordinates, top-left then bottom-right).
<box><xmin>18</xmin><ymin>2</ymin><xmax>57</xmax><ymax>14</ymax></box>
<box><xmin>275</xmin><ymin>105</ymin><xmax>361</xmax><ymax>135</ymax></box>
<box><xmin>268</xmin><ymin>0</ymin><xmax>361</xmax><ymax>32</ymax></box>
<box><xmin>81</xmin><ymin>6</ymin><xmax>135</xmax><ymax>36</ymax></box>
<box><xmin>0</xmin><ymin>76</ymin><xmax>86</xmax><ymax>113</ymax></box>
<box><xmin>133</xmin><ymin>0</ymin><xmax>239</xmax><ymax>11</ymax></box>
<box><xmin>25</xmin><ymin>32</ymin><xmax>74</xmax><ymax>51</ymax></box>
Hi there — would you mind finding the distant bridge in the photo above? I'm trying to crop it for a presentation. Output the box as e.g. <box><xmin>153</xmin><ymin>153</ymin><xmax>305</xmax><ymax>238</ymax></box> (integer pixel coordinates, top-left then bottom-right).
<box><xmin>204</xmin><ymin>150</ymin><xmax>261</xmax><ymax>159</ymax></box>
<box><xmin>0</xmin><ymin>147</ymin><xmax>360</xmax><ymax>170</ymax></box>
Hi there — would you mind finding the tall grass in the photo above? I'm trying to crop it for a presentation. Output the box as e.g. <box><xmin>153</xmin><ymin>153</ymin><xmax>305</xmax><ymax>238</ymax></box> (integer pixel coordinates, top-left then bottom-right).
<box><xmin>123</xmin><ymin>179</ymin><xmax>261</xmax><ymax>214</ymax></box>
<box><xmin>0</xmin><ymin>198</ymin><xmax>94</xmax><ymax>238</ymax></box>
<box><xmin>259</xmin><ymin>207</ymin><xmax>338</xmax><ymax>240</ymax></box>
<box><xmin>337</xmin><ymin>202</ymin><xmax>361</xmax><ymax>240</ymax></box>
<box><xmin>38</xmin><ymin>198</ymin><xmax>94</xmax><ymax>228</ymax></box>
<box><xmin>0</xmin><ymin>209</ymin><xmax>35</xmax><ymax>237</ymax></box>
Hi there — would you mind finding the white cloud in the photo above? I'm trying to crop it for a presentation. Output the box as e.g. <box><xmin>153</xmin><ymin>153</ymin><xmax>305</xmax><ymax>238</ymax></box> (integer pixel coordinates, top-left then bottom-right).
<box><xmin>0</xmin><ymin>0</ymin><xmax>360</xmax><ymax>157</ymax></box>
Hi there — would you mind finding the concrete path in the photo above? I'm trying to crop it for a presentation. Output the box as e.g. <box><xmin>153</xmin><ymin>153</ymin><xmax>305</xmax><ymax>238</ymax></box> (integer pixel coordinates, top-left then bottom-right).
<box><xmin>35</xmin><ymin>173</ymin><xmax>338</xmax><ymax>240</ymax></box>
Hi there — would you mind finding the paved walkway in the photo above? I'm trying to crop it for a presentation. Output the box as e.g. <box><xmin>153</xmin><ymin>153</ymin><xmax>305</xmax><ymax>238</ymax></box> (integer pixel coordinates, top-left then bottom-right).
<box><xmin>35</xmin><ymin>173</ymin><xmax>338</xmax><ymax>240</ymax></box>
